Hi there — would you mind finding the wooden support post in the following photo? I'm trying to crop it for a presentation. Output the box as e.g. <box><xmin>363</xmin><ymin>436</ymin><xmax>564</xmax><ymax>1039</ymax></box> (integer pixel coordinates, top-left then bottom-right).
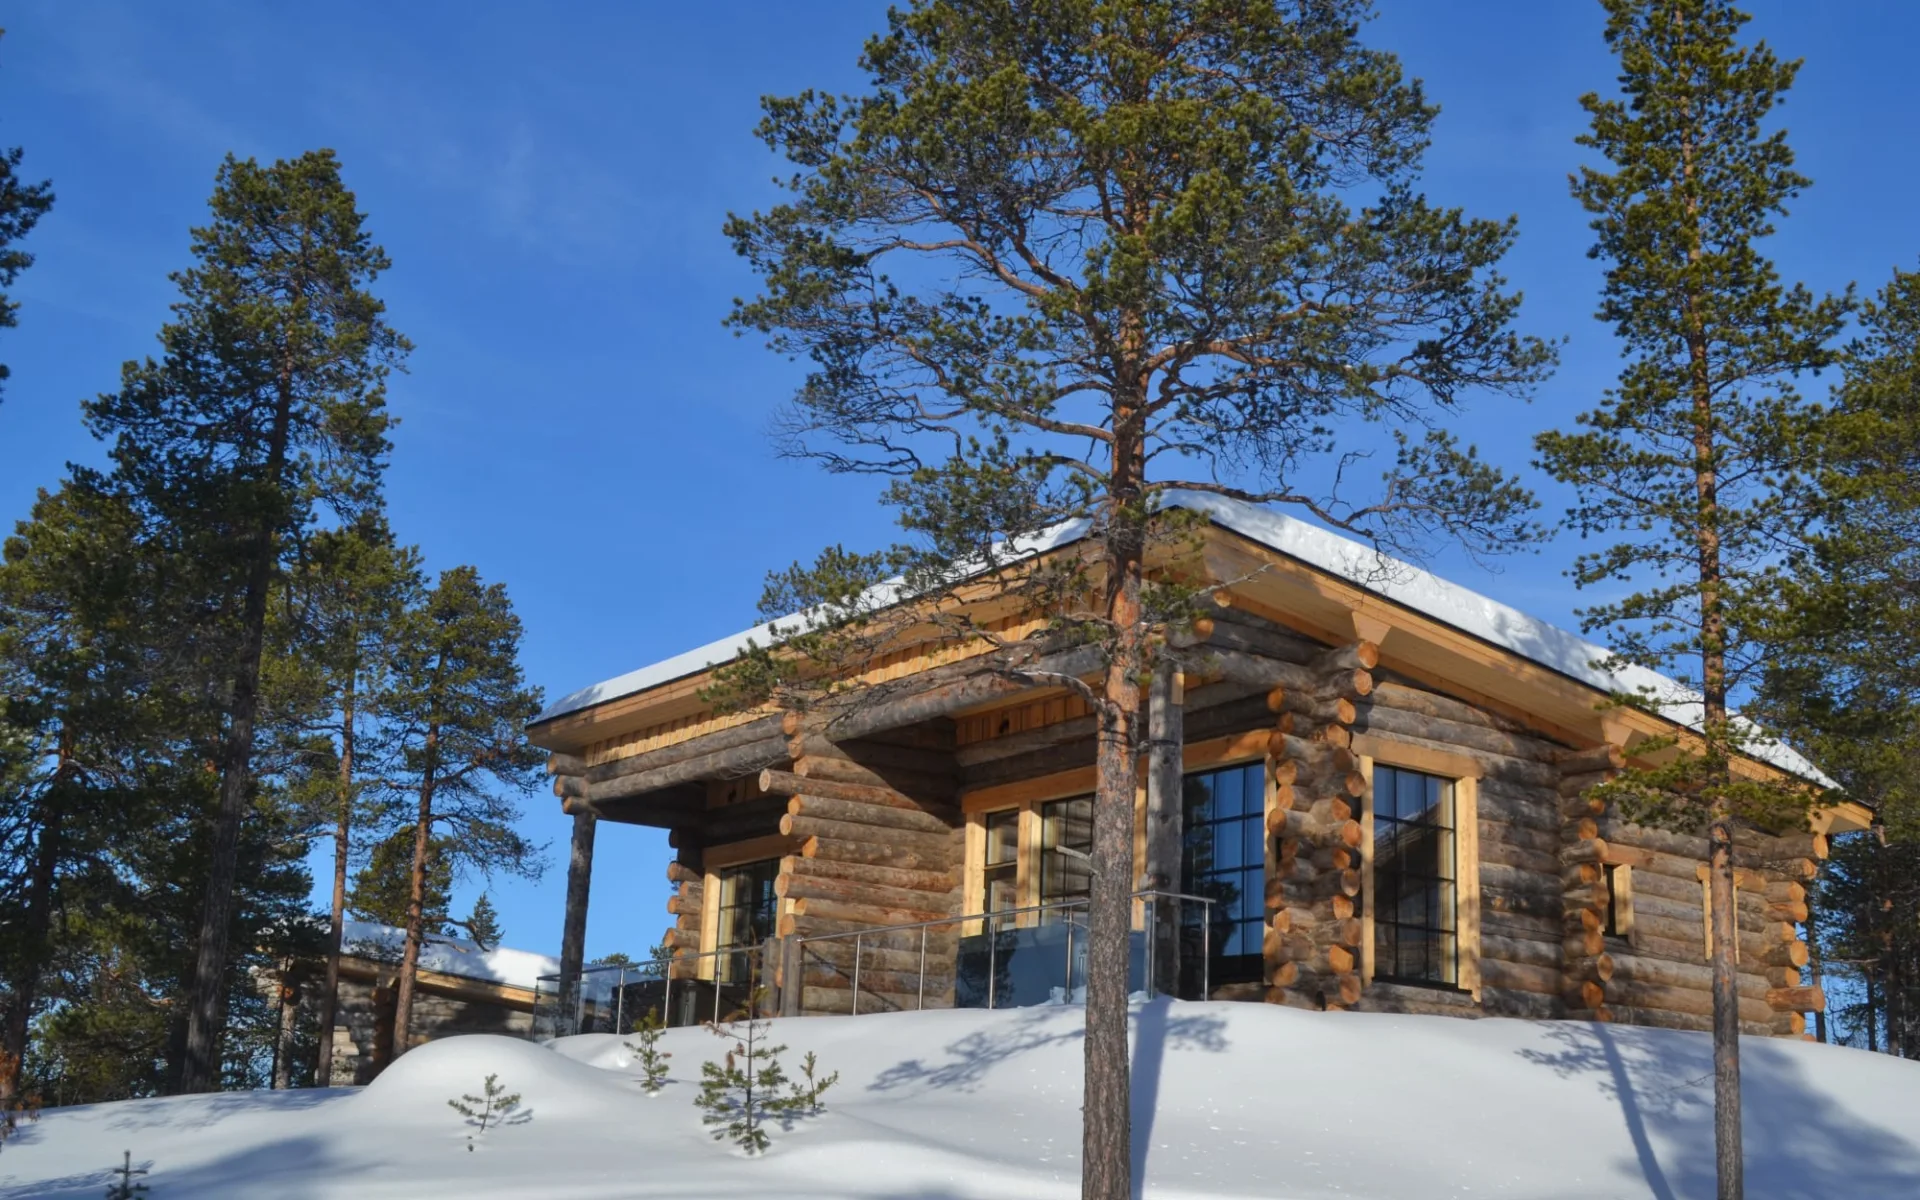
<box><xmin>555</xmin><ymin>809</ymin><xmax>597</xmax><ymax>1036</ymax></box>
<box><xmin>1145</xmin><ymin>657</ymin><xmax>1184</xmax><ymax>997</ymax></box>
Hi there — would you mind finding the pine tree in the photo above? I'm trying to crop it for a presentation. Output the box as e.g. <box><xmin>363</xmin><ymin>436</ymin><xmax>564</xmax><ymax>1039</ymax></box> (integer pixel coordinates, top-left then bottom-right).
<box><xmin>348</xmin><ymin>828</ymin><xmax>453</xmax><ymax>934</ymax></box>
<box><xmin>377</xmin><ymin>567</ymin><xmax>544</xmax><ymax>1057</ymax></box>
<box><xmin>1534</xmin><ymin>4</ymin><xmax>1849</xmax><ymax>1194</ymax></box>
<box><xmin>1757</xmin><ymin>266</ymin><xmax>1920</xmax><ymax>1054</ymax></box>
<box><xmin>448</xmin><ymin>1072</ymin><xmax>523</xmax><ymax>1150</ymax></box>
<box><xmin>717</xmin><ymin>4</ymin><xmax>1551</xmax><ymax>1192</ymax></box>
<box><xmin>0</xmin><ymin>486</ymin><xmax>156</xmax><ymax>1107</ymax></box>
<box><xmin>0</xmin><ymin>28</ymin><xmax>53</xmax><ymax>404</ymax></box>
<box><xmin>461</xmin><ymin>894</ymin><xmax>503</xmax><ymax>951</ymax></box>
<box><xmin>624</xmin><ymin>1006</ymin><xmax>671</xmax><ymax>1094</ymax></box>
<box><xmin>694</xmin><ymin>995</ymin><xmax>793</xmax><ymax>1155</ymax></box>
<box><xmin>82</xmin><ymin>150</ymin><xmax>408</xmax><ymax>1093</ymax></box>
<box><xmin>284</xmin><ymin>517</ymin><xmax>420</xmax><ymax>1085</ymax></box>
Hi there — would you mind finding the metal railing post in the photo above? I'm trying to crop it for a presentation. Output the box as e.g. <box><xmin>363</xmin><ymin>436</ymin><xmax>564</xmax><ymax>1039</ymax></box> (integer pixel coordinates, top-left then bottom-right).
<box><xmin>917</xmin><ymin>925</ymin><xmax>928</xmax><ymax>1010</ymax></box>
<box><xmin>987</xmin><ymin>915</ymin><xmax>998</xmax><ymax>1010</ymax></box>
<box><xmin>1202</xmin><ymin>909</ymin><xmax>1211</xmax><ymax>1001</ymax></box>
<box><xmin>1145</xmin><ymin>897</ymin><xmax>1157</xmax><ymax>1000</ymax></box>
<box><xmin>1064</xmin><ymin>915</ymin><xmax>1075</xmax><ymax>999</ymax></box>
<box><xmin>663</xmin><ymin>959</ymin><xmax>673</xmax><ymax>1026</ymax></box>
<box><xmin>851</xmin><ymin>932</ymin><xmax>863</xmax><ymax>1016</ymax></box>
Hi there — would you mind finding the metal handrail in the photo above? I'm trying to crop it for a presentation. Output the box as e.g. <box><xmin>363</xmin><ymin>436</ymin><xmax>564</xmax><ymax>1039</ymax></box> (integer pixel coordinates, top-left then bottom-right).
<box><xmin>535</xmin><ymin>942</ymin><xmax>770</xmax><ymax>1035</ymax></box>
<box><xmin>792</xmin><ymin>888</ymin><xmax>1216</xmax><ymax>1016</ymax></box>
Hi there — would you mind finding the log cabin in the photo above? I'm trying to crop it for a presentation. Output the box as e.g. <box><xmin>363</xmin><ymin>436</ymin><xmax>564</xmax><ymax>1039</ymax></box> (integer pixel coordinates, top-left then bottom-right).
<box><xmin>528</xmin><ymin>492</ymin><xmax>1869</xmax><ymax>1037</ymax></box>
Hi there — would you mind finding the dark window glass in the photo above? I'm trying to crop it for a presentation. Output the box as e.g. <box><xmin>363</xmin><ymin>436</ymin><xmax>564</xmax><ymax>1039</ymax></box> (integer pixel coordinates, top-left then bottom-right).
<box><xmin>716</xmin><ymin>859</ymin><xmax>779</xmax><ymax>952</ymax></box>
<box><xmin>1039</xmin><ymin>796</ymin><xmax>1093</xmax><ymax>918</ymax></box>
<box><xmin>982</xmin><ymin>808</ymin><xmax>1021</xmax><ymax>926</ymax></box>
<box><xmin>1371</xmin><ymin>766</ymin><xmax>1457</xmax><ymax>985</ymax></box>
<box><xmin>1603</xmin><ymin>863</ymin><xmax>1627</xmax><ymax>939</ymax></box>
<box><xmin>1182</xmin><ymin>761</ymin><xmax>1267</xmax><ymax>985</ymax></box>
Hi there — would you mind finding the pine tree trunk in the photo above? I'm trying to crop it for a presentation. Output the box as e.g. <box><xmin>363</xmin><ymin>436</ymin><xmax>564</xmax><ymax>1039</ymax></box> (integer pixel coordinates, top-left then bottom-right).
<box><xmin>1679</xmin><ymin>76</ymin><xmax>1741</xmax><ymax>1196</ymax></box>
<box><xmin>391</xmin><ymin>726</ymin><xmax>438</xmax><ymax>1060</ymax></box>
<box><xmin>0</xmin><ymin>733</ymin><xmax>68</xmax><ymax>1104</ymax></box>
<box><xmin>179</xmin><ymin>364</ymin><xmax>297</xmax><ymax>1093</ymax></box>
<box><xmin>1083</xmin><ymin>401</ymin><xmax>1147</xmax><ymax>1200</ymax></box>
<box><xmin>271</xmin><ymin>968</ymin><xmax>299</xmax><ymax>1089</ymax></box>
<box><xmin>314</xmin><ymin>680</ymin><xmax>355</xmax><ymax>1086</ymax></box>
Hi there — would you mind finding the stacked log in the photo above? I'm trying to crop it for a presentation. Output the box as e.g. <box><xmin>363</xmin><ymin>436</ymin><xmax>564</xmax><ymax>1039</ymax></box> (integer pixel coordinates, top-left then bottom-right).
<box><xmin>663</xmin><ymin>861</ymin><xmax>704</xmax><ymax>980</ymax></box>
<box><xmin>1555</xmin><ymin>743</ymin><xmax>1623</xmax><ymax>1022</ymax></box>
<box><xmin>1262</xmin><ymin>639</ymin><xmax>1374</xmax><ymax>1011</ymax></box>
<box><xmin>764</xmin><ymin>731</ymin><xmax>963</xmax><ymax>1014</ymax></box>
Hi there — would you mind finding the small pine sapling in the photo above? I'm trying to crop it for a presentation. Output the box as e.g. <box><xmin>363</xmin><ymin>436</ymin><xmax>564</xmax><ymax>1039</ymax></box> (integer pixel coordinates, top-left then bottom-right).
<box><xmin>625</xmin><ymin>1007</ymin><xmax>672</xmax><ymax>1094</ymax></box>
<box><xmin>786</xmin><ymin>1050</ymin><xmax>838</xmax><ymax>1117</ymax></box>
<box><xmin>694</xmin><ymin>991</ymin><xmax>791</xmax><ymax>1154</ymax></box>
<box><xmin>448</xmin><ymin>1073</ymin><xmax>524</xmax><ymax>1151</ymax></box>
<box><xmin>104</xmin><ymin>1150</ymin><xmax>149</xmax><ymax>1198</ymax></box>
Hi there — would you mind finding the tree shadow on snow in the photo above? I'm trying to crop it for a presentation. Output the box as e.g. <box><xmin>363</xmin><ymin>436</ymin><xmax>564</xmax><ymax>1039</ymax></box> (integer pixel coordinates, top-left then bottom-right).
<box><xmin>102</xmin><ymin>1085</ymin><xmax>348</xmax><ymax>1135</ymax></box>
<box><xmin>868</xmin><ymin>1003</ymin><xmax>1227</xmax><ymax>1098</ymax></box>
<box><xmin>1517</xmin><ymin>1023</ymin><xmax>1920</xmax><ymax>1199</ymax></box>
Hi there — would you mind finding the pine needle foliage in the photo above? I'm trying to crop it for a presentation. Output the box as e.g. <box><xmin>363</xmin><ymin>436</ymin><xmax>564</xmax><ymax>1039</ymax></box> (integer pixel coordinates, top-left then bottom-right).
<box><xmin>625</xmin><ymin>1007</ymin><xmax>671</xmax><ymax>1094</ymax></box>
<box><xmin>693</xmin><ymin>991</ymin><xmax>828</xmax><ymax>1154</ymax></box>
<box><xmin>786</xmin><ymin>1050</ymin><xmax>838</xmax><ymax>1117</ymax></box>
<box><xmin>448</xmin><ymin>1073</ymin><xmax>523</xmax><ymax>1151</ymax></box>
<box><xmin>81</xmin><ymin>150</ymin><xmax>409</xmax><ymax>1093</ymax></box>
<box><xmin>715</xmin><ymin>6</ymin><xmax>1553</xmax><ymax>1192</ymax></box>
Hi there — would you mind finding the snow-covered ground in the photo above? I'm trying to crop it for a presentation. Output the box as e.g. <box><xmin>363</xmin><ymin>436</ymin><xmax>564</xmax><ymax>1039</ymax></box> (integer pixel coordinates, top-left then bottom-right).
<box><xmin>4</xmin><ymin>1002</ymin><xmax>1916</xmax><ymax>1198</ymax></box>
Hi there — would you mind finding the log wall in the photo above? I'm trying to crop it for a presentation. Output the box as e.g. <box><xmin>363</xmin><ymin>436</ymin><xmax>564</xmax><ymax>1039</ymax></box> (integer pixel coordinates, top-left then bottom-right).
<box><xmin>548</xmin><ymin>604</ymin><xmax>1824</xmax><ymax>1039</ymax></box>
<box><xmin>771</xmin><ymin>729</ymin><xmax>965</xmax><ymax>1014</ymax></box>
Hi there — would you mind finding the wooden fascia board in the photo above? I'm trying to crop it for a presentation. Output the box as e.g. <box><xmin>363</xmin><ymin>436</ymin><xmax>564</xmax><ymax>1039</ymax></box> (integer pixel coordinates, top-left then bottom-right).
<box><xmin>336</xmin><ymin>956</ymin><xmax>539</xmax><ymax>1011</ymax></box>
<box><xmin>530</xmin><ymin>554</ymin><xmax>1104</xmax><ymax>753</ymax></box>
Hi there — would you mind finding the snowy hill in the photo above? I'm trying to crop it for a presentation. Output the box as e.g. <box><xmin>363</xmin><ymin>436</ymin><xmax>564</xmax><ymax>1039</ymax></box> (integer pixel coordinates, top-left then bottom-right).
<box><xmin>3</xmin><ymin>1002</ymin><xmax>1916</xmax><ymax>1198</ymax></box>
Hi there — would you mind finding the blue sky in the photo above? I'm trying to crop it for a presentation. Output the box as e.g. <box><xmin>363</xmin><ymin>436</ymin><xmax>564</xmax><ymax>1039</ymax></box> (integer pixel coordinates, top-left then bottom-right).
<box><xmin>2</xmin><ymin>1</ymin><xmax>1915</xmax><ymax>963</ymax></box>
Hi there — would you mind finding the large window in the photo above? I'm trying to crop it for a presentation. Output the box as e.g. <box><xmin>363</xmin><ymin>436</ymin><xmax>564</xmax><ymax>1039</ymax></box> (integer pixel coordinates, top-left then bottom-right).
<box><xmin>1038</xmin><ymin>796</ymin><xmax>1093</xmax><ymax>915</ymax></box>
<box><xmin>716</xmin><ymin>859</ymin><xmax>779</xmax><ymax>952</ymax></box>
<box><xmin>1182</xmin><ymin>761</ymin><xmax>1267</xmax><ymax>984</ymax></box>
<box><xmin>1371</xmin><ymin>765</ymin><xmax>1458</xmax><ymax>986</ymax></box>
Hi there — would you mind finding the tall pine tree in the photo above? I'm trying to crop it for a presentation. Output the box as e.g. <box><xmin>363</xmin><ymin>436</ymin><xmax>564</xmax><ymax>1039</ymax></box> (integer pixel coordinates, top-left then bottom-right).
<box><xmin>1534</xmin><ymin>4</ymin><xmax>1848</xmax><ymax>1194</ymax></box>
<box><xmin>82</xmin><ymin>151</ymin><xmax>407</xmax><ymax>1092</ymax></box>
<box><xmin>377</xmin><ymin>567</ymin><xmax>543</xmax><ymax>1057</ymax></box>
<box><xmin>1760</xmin><ymin>266</ymin><xmax>1920</xmax><ymax>1054</ymax></box>
<box><xmin>719</xmin><ymin>4</ymin><xmax>1552</xmax><ymax>1194</ymax></box>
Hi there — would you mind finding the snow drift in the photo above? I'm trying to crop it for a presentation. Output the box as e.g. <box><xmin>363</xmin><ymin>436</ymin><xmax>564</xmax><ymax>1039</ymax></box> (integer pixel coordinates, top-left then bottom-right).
<box><xmin>3</xmin><ymin>1002</ymin><xmax>1916</xmax><ymax>1198</ymax></box>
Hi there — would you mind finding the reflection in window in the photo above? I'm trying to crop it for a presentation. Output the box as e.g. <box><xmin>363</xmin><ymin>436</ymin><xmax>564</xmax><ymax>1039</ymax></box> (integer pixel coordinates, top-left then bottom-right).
<box><xmin>1182</xmin><ymin>761</ymin><xmax>1266</xmax><ymax>985</ymax></box>
<box><xmin>982</xmin><ymin>808</ymin><xmax>1020</xmax><ymax>927</ymax></box>
<box><xmin>1039</xmin><ymin>796</ymin><xmax>1093</xmax><ymax>918</ymax></box>
<box><xmin>716</xmin><ymin>858</ymin><xmax>779</xmax><ymax>976</ymax></box>
<box><xmin>1372</xmin><ymin>766</ymin><xmax>1457</xmax><ymax>986</ymax></box>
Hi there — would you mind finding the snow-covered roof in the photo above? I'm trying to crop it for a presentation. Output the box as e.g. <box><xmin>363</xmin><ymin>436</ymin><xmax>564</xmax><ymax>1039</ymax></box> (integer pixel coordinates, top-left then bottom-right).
<box><xmin>342</xmin><ymin>920</ymin><xmax>559</xmax><ymax>992</ymax></box>
<box><xmin>534</xmin><ymin>490</ymin><xmax>1830</xmax><ymax>786</ymax></box>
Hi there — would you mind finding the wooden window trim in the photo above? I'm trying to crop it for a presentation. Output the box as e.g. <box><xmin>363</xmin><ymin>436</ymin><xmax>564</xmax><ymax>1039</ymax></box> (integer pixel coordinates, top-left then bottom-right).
<box><xmin>1603</xmin><ymin>862</ymin><xmax>1636</xmax><ymax>944</ymax></box>
<box><xmin>1358</xmin><ymin>753</ymin><xmax>1481</xmax><ymax>1000</ymax></box>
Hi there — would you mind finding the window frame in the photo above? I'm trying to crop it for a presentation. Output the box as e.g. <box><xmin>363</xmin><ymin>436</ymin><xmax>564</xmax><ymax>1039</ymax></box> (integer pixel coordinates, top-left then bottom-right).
<box><xmin>959</xmin><ymin>730</ymin><xmax>1273</xmax><ymax>938</ymax></box>
<box><xmin>1354</xmin><ymin>737</ymin><xmax>1481</xmax><ymax>999</ymax></box>
<box><xmin>1178</xmin><ymin>759</ymin><xmax>1271</xmax><ymax>986</ymax></box>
